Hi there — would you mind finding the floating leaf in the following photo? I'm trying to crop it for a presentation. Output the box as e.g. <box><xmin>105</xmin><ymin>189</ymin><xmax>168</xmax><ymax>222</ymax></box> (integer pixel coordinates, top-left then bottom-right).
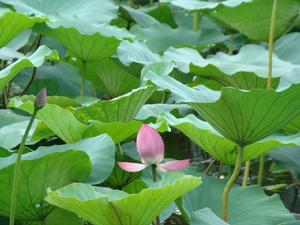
<box><xmin>46</xmin><ymin>173</ymin><xmax>201</xmax><ymax>225</ymax></box>
<box><xmin>180</xmin><ymin>176</ymin><xmax>295</xmax><ymax>225</ymax></box>
<box><xmin>0</xmin><ymin>45</ymin><xmax>58</xmax><ymax>90</ymax></box>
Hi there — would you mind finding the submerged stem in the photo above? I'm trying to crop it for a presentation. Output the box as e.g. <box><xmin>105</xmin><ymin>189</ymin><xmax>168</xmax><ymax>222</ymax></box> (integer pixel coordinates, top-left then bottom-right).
<box><xmin>9</xmin><ymin>109</ymin><xmax>38</xmax><ymax>225</ymax></box>
<box><xmin>242</xmin><ymin>160</ymin><xmax>251</xmax><ymax>187</ymax></box>
<box><xmin>258</xmin><ymin>0</ymin><xmax>278</xmax><ymax>186</ymax></box>
<box><xmin>221</xmin><ymin>145</ymin><xmax>243</xmax><ymax>221</ymax></box>
<box><xmin>151</xmin><ymin>165</ymin><xmax>160</xmax><ymax>225</ymax></box>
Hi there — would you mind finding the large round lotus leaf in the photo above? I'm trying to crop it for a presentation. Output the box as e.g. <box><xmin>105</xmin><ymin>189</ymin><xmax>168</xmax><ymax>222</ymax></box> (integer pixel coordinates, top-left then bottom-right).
<box><xmin>0</xmin><ymin>150</ymin><xmax>91</xmax><ymax>221</ymax></box>
<box><xmin>36</xmin><ymin>24</ymin><xmax>133</xmax><ymax>62</ymax></box>
<box><xmin>1</xmin><ymin>0</ymin><xmax>118</xmax><ymax>29</ymax></box>
<box><xmin>46</xmin><ymin>173</ymin><xmax>201</xmax><ymax>225</ymax></box>
<box><xmin>189</xmin><ymin>85</ymin><xmax>300</xmax><ymax>145</ymax></box>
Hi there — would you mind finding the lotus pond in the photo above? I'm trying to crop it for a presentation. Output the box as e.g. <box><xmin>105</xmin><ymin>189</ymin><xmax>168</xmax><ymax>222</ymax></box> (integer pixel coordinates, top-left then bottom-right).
<box><xmin>0</xmin><ymin>0</ymin><xmax>300</xmax><ymax>224</ymax></box>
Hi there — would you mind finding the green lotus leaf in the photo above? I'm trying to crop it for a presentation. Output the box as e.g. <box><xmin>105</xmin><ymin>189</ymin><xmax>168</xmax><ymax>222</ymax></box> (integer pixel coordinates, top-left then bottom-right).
<box><xmin>85</xmin><ymin>58</ymin><xmax>139</xmax><ymax>98</ymax></box>
<box><xmin>2</xmin><ymin>0</ymin><xmax>118</xmax><ymax>29</ymax></box>
<box><xmin>0</xmin><ymin>119</ymin><xmax>37</xmax><ymax>149</ymax></box>
<box><xmin>209</xmin><ymin>0</ymin><xmax>300</xmax><ymax>41</ymax></box>
<box><xmin>0</xmin><ymin>45</ymin><xmax>58</xmax><ymax>90</ymax></box>
<box><xmin>117</xmin><ymin>40</ymin><xmax>162</xmax><ymax>66</ymax></box>
<box><xmin>73</xmin><ymin>86</ymin><xmax>156</xmax><ymax>123</ymax></box>
<box><xmin>135</xmin><ymin>103</ymin><xmax>192</xmax><ymax>120</ymax></box>
<box><xmin>15</xmin><ymin>62</ymin><xmax>88</xmax><ymax>97</ymax></box>
<box><xmin>180</xmin><ymin>176</ymin><xmax>296</xmax><ymax>225</ymax></box>
<box><xmin>10</xmin><ymin>99</ymin><xmax>144</xmax><ymax>144</ymax></box>
<box><xmin>269</xmin><ymin>147</ymin><xmax>300</xmax><ymax>179</ymax></box>
<box><xmin>275</xmin><ymin>32</ymin><xmax>300</xmax><ymax>65</ymax></box>
<box><xmin>190</xmin><ymin>208</ymin><xmax>229</xmax><ymax>225</ymax></box>
<box><xmin>163</xmin><ymin>113</ymin><xmax>300</xmax><ymax>165</ymax></box>
<box><xmin>36</xmin><ymin>23</ymin><xmax>133</xmax><ymax>62</ymax></box>
<box><xmin>163</xmin><ymin>45</ymin><xmax>293</xmax><ymax>89</ymax></box>
<box><xmin>0</xmin><ymin>8</ymin><xmax>45</xmax><ymax>48</ymax></box>
<box><xmin>0</xmin><ymin>30</ymin><xmax>31</xmax><ymax>60</ymax></box>
<box><xmin>189</xmin><ymin>85</ymin><xmax>300</xmax><ymax>145</ymax></box>
<box><xmin>160</xmin><ymin>0</ymin><xmax>251</xmax><ymax>12</ymax></box>
<box><xmin>46</xmin><ymin>173</ymin><xmax>201</xmax><ymax>225</ymax></box>
<box><xmin>142</xmin><ymin>62</ymin><xmax>300</xmax><ymax>145</ymax></box>
<box><xmin>0</xmin><ymin>110</ymin><xmax>28</xmax><ymax>128</ymax></box>
<box><xmin>130</xmin><ymin>20</ymin><xmax>226</xmax><ymax>52</ymax></box>
<box><xmin>0</xmin><ymin>148</ymin><xmax>91</xmax><ymax>220</ymax></box>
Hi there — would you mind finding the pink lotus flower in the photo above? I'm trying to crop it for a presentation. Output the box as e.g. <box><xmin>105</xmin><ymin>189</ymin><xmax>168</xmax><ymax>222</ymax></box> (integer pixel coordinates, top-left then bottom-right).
<box><xmin>118</xmin><ymin>124</ymin><xmax>190</xmax><ymax>172</ymax></box>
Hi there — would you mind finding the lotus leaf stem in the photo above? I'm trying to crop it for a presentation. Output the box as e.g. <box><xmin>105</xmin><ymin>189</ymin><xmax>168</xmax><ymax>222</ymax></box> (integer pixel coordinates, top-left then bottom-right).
<box><xmin>193</xmin><ymin>12</ymin><xmax>200</xmax><ymax>32</ymax></box>
<box><xmin>258</xmin><ymin>0</ymin><xmax>278</xmax><ymax>186</ymax></box>
<box><xmin>221</xmin><ymin>145</ymin><xmax>243</xmax><ymax>221</ymax></box>
<box><xmin>242</xmin><ymin>160</ymin><xmax>251</xmax><ymax>187</ymax></box>
<box><xmin>9</xmin><ymin>109</ymin><xmax>38</xmax><ymax>225</ymax></box>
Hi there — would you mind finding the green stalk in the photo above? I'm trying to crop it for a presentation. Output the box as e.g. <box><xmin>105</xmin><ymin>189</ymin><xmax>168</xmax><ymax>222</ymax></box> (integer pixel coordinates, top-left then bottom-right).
<box><xmin>118</xmin><ymin>143</ymin><xmax>124</xmax><ymax>155</ymax></box>
<box><xmin>257</xmin><ymin>154</ymin><xmax>266</xmax><ymax>186</ymax></box>
<box><xmin>9</xmin><ymin>109</ymin><xmax>38</xmax><ymax>225</ymax></box>
<box><xmin>204</xmin><ymin>159</ymin><xmax>216</xmax><ymax>175</ymax></box>
<box><xmin>151</xmin><ymin>165</ymin><xmax>160</xmax><ymax>225</ymax></box>
<box><xmin>41</xmin><ymin>217</ymin><xmax>47</xmax><ymax>225</ymax></box>
<box><xmin>242</xmin><ymin>160</ymin><xmax>251</xmax><ymax>187</ymax></box>
<box><xmin>80</xmin><ymin>61</ymin><xmax>86</xmax><ymax>97</ymax></box>
<box><xmin>228</xmin><ymin>34</ymin><xmax>234</xmax><ymax>55</ymax></box>
<box><xmin>2</xmin><ymin>86</ymin><xmax>8</xmax><ymax>109</ymax></box>
<box><xmin>257</xmin><ymin>0</ymin><xmax>278</xmax><ymax>186</ymax></box>
<box><xmin>193</xmin><ymin>12</ymin><xmax>200</xmax><ymax>32</ymax></box>
<box><xmin>221</xmin><ymin>145</ymin><xmax>243</xmax><ymax>221</ymax></box>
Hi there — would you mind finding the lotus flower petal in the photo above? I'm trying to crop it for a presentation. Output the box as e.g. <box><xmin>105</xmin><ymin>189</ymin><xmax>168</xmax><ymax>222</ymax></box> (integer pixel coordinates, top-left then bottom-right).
<box><xmin>118</xmin><ymin>162</ymin><xmax>147</xmax><ymax>172</ymax></box>
<box><xmin>157</xmin><ymin>160</ymin><xmax>190</xmax><ymax>172</ymax></box>
<box><xmin>136</xmin><ymin>124</ymin><xmax>164</xmax><ymax>164</ymax></box>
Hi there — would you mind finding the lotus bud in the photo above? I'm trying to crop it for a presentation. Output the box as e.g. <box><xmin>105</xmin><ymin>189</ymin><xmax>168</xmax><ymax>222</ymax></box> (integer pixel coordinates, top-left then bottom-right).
<box><xmin>136</xmin><ymin>124</ymin><xmax>164</xmax><ymax>165</ymax></box>
<box><xmin>34</xmin><ymin>87</ymin><xmax>47</xmax><ymax>110</ymax></box>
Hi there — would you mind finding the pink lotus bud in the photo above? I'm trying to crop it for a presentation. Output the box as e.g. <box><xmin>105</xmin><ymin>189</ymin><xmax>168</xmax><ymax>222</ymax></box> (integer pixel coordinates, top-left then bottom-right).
<box><xmin>136</xmin><ymin>124</ymin><xmax>164</xmax><ymax>165</ymax></box>
<box><xmin>34</xmin><ymin>87</ymin><xmax>47</xmax><ymax>110</ymax></box>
